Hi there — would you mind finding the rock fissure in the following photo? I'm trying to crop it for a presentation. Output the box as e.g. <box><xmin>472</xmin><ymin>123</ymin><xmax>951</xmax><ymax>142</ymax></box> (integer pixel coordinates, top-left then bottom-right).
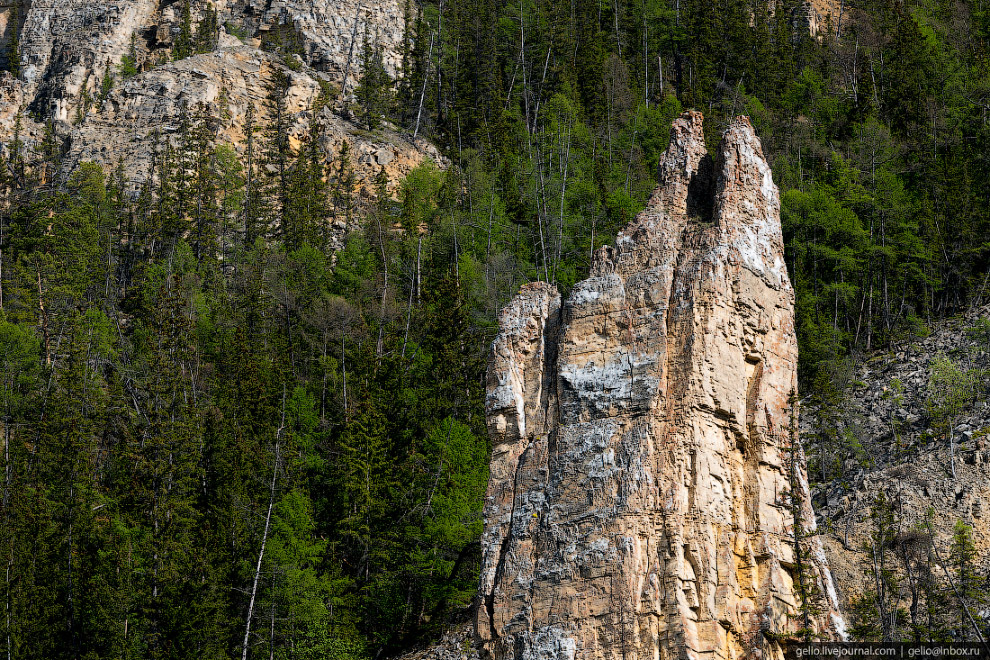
<box><xmin>479</xmin><ymin>111</ymin><xmax>844</xmax><ymax>660</ymax></box>
<box><xmin>487</xmin><ymin>438</ymin><xmax>532</xmax><ymax>641</ymax></box>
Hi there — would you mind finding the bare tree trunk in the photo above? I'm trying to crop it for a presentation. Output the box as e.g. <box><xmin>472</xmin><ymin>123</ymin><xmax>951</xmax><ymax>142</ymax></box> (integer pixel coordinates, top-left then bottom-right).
<box><xmin>643</xmin><ymin>15</ymin><xmax>649</xmax><ymax>105</ymax></box>
<box><xmin>926</xmin><ymin>521</ymin><xmax>989</xmax><ymax>648</ymax></box>
<box><xmin>613</xmin><ymin>0</ymin><xmax>621</xmax><ymax>56</ymax></box>
<box><xmin>3</xmin><ymin>416</ymin><xmax>9</xmax><ymax>660</ymax></box>
<box><xmin>658</xmin><ymin>55</ymin><xmax>663</xmax><ymax>98</ymax></box>
<box><xmin>554</xmin><ymin>123</ymin><xmax>572</xmax><ymax>283</ymax></box>
<box><xmin>532</xmin><ymin>43</ymin><xmax>553</xmax><ymax>129</ymax></box>
<box><xmin>871</xmin><ymin>542</ymin><xmax>891</xmax><ymax>641</ymax></box>
<box><xmin>320</xmin><ymin>332</ymin><xmax>328</xmax><ymax>421</ymax></box>
<box><xmin>435</xmin><ymin>0</ymin><xmax>445</xmax><ymax>126</ymax></box>
<box><xmin>339</xmin><ymin>4</ymin><xmax>365</xmax><ymax>107</ymax></box>
<box><xmin>242</xmin><ymin>392</ymin><xmax>286</xmax><ymax>660</ymax></box>
<box><xmin>413</xmin><ymin>31</ymin><xmax>436</xmax><ymax>140</ymax></box>
<box><xmin>402</xmin><ymin>235</ymin><xmax>422</xmax><ymax>358</ymax></box>
<box><xmin>0</xmin><ymin>215</ymin><xmax>5</xmax><ymax>311</ymax></box>
<box><xmin>341</xmin><ymin>333</ymin><xmax>348</xmax><ymax>421</ymax></box>
<box><xmin>37</xmin><ymin>270</ymin><xmax>50</xmax><ymax>365</ymax></box>
<box><xmin>519</xmin><ymin>1</ymin><xmax>530</xmax><ymax>132</ymax></box>
<box><xmin>415</xmin><ymin>233</ymin><xmax>422</xmax><ymax>305</ymax></box>
<box><xmin>269</xmin><ymin>594</ymin><xmax>276</xmax><ymax>660</ymax></box>
<box><xmin>375</xmin><ymin>213</ymin><xmax>389</xmax><ymax>358</ymax></box>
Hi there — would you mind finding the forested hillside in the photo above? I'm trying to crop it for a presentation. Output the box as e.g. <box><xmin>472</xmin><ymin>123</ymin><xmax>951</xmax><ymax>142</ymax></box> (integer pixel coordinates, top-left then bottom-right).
<box><xmin>0</xmin><ymin>0</ymin><xmax>989</xmax><ymax>657</ymax></box>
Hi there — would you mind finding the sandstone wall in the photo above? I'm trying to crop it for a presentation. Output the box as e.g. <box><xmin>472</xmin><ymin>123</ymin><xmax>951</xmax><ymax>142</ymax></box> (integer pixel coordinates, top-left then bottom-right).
<box><xmin>478</xmin><ymin>112</ymin><xmax>845</xmax><ymax>660</ymax></box>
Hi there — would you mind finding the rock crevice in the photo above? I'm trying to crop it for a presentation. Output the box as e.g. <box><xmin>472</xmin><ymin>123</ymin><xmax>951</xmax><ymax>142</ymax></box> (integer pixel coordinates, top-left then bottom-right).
<box><xmin>479</xmin><ymin>111</ymin><xmax>845</xmax><ymax>660</ymax></box>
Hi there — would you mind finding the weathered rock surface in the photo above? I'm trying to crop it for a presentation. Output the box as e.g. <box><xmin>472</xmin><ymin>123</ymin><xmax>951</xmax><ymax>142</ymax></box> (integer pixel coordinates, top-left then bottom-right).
<box><xmin>5</xmin><ymin>0</ymin><xmax>405</xmax><ymax>121</ymax></box>
<box><xmin>477</xmin><ymin>111</ymin><xmax>845</xmax><ymax>660</ymax></box>
<box><xmin>0</xmin><ymin>2</ymin><xmax>437</xmax><ymax>247</ymax></box>
<box><xmin>396</xmin><ymin>624</ymin><xmax>483</xmax><ymax>660</ymax></box>
<box><xmin>805</xmin><ymin>306</ymin><xmax>990</xmax><ymax>613</ymax></box>
<box><xmin>17</xmin><ymin>0</ymin><xmax>159</xmax><ymax>122</ymax></box>
<box><xmin>61</xmin><ymin>46</ymin><xmax>441</xmax><ymax>194</ymax></box>
<box><xmin>794</xmin><ymin>0</ymin><xmax>842</xmax><ymax>38</ymax></box>
<box><xmin>246</xmin><ymin>0</ymin><xmax>405</xmax><ymax>87</ymax></box>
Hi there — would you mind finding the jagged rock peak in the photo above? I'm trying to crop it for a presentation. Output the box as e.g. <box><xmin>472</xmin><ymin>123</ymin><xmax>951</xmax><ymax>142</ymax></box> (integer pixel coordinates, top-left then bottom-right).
<box><xmin>479</xmin><ymin>111</ymin><xmax>845</xmax><ymax>660</ymax></box>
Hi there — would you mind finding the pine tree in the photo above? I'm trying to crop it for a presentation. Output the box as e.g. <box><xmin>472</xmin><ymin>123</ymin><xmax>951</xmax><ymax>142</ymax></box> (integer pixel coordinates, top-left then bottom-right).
<box><xmin>850</xmin><ymin>491</ymin><xmax>905</xmax><ymax>642</ymax></box>
<box><xmin>119</xmin><ymin>34</ymin><xmax>139</xmax><ymax>78</ymax></box>
<box><xmin>195</xmin><ymin>7</ymin><xmax>220</xmax><ymax>54</ymax></box>
<box><xmin>188</xmin><ymin>103</ymin><xmax>222</xmax><ymax>267</ymax></box>
<box><xmin>264</xmin><ymin>68</ymin><xmax>293</xmax><ymax>241</ymax></box>
<box><xmin>174</xmin><ymin>0</ymin><xmax>194</xmax><ymax>61</ymax></box>
<box><xmin>949</xmin><ymin>521</ymin><xmax>987</xmax><ymax>641</ymax></box>
<box><xmin>242</xmin><ymin>102</ymin><xmax>270</xmax><ymax>245</ymax></box>
<box><xmin>355</xmin><ymin>29</ymin><xmax>394</xmax><ymax>130</ymax></box>
<box><xmin>4</xmin><ymin>0</ymin><xmax>20</xmax><ymax>76</ymax></box>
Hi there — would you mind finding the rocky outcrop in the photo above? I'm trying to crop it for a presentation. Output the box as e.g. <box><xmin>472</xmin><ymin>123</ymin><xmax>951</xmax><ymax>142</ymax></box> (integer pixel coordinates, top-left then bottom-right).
<box><xmin>0</xmin><ymin>2</ymin><xmax>437</xmax><ymax>247</ymax></box>
<box><xmin>61</xmin><ymin>46</ymin><xmax>441</xmax><ymax>194</ymax></box>
<box><xmin>5</xmin><ymin>0</ymin><xmax>405</xmax><ymax>122</ymax></box>
<box><xmin>16</xmin><ymin>0</ymin><xmax>159</xmax><ymax>122</ymax></box>
<box><xmin>806</xmin><ymin>306</ymin><xmax>990</xmax><ymax>613</ymax></box>
<box><xmin>794</xmin><ymin>0</ymin><xmax>843</xmax><ymax>38</ymax></box>
<box><xmin>247</xmin><ymin>0</ymin><xmax>405</xmax><ymax>87</ymax></box>
<box><xmin>478</xmin><ymin>112</ymin><xmax>845</xmax><ymax>660</ymax></box>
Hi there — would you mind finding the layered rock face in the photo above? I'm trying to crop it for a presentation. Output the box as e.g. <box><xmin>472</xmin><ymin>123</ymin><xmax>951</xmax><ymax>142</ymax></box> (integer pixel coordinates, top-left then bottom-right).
<box><xmin>7</xmin><ymin>0</ymin><xmax>404</xmax><ymax>121</ymax></box>
<box><xmin>61</xmin><ymin>46</ymin><xmax>441</xmax><ymax>203</ymax></box>
<box><xmin>17</xmin><ymin>0</ymin><xmax>159</xmax><ymax>122</ymax></box>
<box><xmin>246</xmin><ymin>0</ymin><xmax>405</xmax><ymax>85</ymax></box>
<box><xmin>0</xmin><ymin>0</ymin><xmax>436</xmax><ymax>246</ymax></box>
<box><xmin>478</xmin><ymin>112</ymin><xmax>845</xmax><ymax>660</ymax></box>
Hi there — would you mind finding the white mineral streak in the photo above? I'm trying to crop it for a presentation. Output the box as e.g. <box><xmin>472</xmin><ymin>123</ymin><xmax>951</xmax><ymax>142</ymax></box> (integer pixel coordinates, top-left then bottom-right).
<box><xmin>479</xmin><ymin>111</ymin><xmax>845</xmax><ymax>660</ymax></box>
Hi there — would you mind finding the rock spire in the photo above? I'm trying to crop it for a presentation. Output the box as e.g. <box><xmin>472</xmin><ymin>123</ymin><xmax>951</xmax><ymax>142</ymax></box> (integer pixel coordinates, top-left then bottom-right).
<box><xmin>478</xmin><ymin>111</ymin><xmax>845</xmax><ymax>660</ymax></box>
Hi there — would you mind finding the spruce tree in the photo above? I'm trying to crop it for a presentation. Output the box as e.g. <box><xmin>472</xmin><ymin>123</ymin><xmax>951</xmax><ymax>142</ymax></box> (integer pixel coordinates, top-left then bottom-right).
<box><xmin>949</xmin><ymin>521</ymin><xmax>987</xmax><ymax>641</ymax></box>
<box><xmin>4</xmin><ymin>0</ymin><xmax>20</xmax><ymax>76</ymax></box>
<box><xmin>174</xmin><ymin>0</ymin><xmax>194</xmax><ymax>61</ymax></box>
<box><xmin>355</xmin><ymin>29</ymin><xmax>393</xmax><ymax>130</ymax></box>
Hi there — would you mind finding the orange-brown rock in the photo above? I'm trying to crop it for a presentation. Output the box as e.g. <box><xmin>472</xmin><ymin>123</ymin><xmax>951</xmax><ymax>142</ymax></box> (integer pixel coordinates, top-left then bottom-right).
<box><xmin>478</xmin><ymin>111</ymin><xmax>845</xmax><ymax>660</ymax></box>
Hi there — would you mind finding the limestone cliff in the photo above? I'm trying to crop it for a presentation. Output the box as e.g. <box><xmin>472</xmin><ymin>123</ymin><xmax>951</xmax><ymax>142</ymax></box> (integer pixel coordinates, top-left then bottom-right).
<box><xmin>478</xmin><ymin>112</ymin><xmax>845</xmax><ymax>660</ymax></box>
<box><xmin>3</xmin><ymin>0</ymin><xmax>404</xmax><ymax>122</ymax></box>
<box><xmin>0</xmin><ymin>0</ymin><xmax>436</xmax><ymax>246</ymax></box>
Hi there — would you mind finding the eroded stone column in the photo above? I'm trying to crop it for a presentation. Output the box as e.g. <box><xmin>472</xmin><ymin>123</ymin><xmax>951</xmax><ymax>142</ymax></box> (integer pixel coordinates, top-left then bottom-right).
<box><xmin>477</xmin><ymin>111</ymin><xmax>845</xmax><ymax>660</ymax></box>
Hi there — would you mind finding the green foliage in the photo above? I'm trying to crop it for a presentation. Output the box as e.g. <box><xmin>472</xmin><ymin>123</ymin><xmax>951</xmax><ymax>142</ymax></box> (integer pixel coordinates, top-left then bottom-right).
<box><xmin>118</xmin><ymin>34</ymin><xmax>139</xmax><ymax>79</ymax></box>
<box><xmin>3</xmin><ymin>0</ymin><xmax>990</xmax><ymax>653</ymax></box>
<box><xmin>926</xmin><ymin>355</ymin><xmax>976</xmax><ymax>431</ymax></box>
<box><xmin>3</xmin><ymin>0</ymin><xmax>21</xmax><ymax>76</ymax></box>
<box><xmin>948</xmin><ymin>521</ymin><xmax>987</xmax><ymax>640</ymax></box>
<box><xmin>354</xmin><ymin>31</ymin><xmax>394</xmax><ymax>130</ymax></box>
<box><xmin>99</xmin><ymin>62</ymin><xmax>115</xmax><ymax>102</ymax></box>
<box><xmin>926</xmin><ymin>354</ymin><xmax>977</xmax><ymax>476</ymax></box>
<box><xmin>225</xmin><ymin>21</ymin><xmax>251</xmax><ymax>43</ymax></box>
<box><xmin>173</xmin><ymin>0</ymin><xmax>195</xmax><ymax>61</ymax></box>
<box><xmin>849</xmin><ymin>491</ymin><xmax>905</xmax><ymax>642</ymax></box>
<box><xmin>173</xmin><ymin>3</ymin><xmax>218</xmax><ymax>61</ymax></box>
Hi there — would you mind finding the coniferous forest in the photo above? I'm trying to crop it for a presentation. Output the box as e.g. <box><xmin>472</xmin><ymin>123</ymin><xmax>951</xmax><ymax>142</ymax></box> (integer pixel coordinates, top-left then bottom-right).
<box><xmin>1</xmin><ymin>0</ymin><xmax>990</xmax><ymax>657</ymax></box>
